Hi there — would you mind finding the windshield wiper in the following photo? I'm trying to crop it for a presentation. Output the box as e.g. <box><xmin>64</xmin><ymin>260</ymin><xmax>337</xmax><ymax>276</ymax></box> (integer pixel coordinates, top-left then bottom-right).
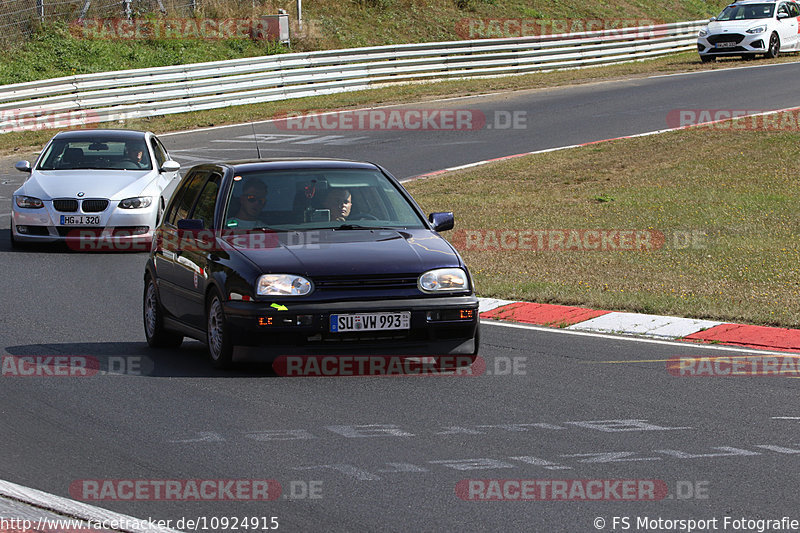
<box><xmin>334</xmin><ymin>224</ymin><xmax>400</xmax><ymax>231</ymax></box>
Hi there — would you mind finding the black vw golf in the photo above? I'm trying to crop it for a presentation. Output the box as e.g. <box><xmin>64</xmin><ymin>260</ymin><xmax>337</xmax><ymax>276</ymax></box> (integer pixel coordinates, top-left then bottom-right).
<box><xmin>143</xmin><ymin>159</ymin><xmax>479</xmax><ymax>368</ymax></box>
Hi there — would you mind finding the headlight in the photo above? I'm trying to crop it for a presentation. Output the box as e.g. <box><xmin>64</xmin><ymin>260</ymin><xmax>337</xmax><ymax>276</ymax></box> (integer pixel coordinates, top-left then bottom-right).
<box><xmin>698</xmin><ymin>28</ymin><xmax>708</xmax><ymax>37</ymax></box>
<box><xmin>14</xmin><ymin>195</ymin><xmax>44</xmax><ymax>209</ymax></box>
<box><xmin>418</xmin><ymin>268</ymin><xmax>469</xmax><ymax>293</ymax></box>
<box><xmin>118</xmin><ymin>196</ymin><xmax>152</xmax><ymax>209</ymax></box>
<box><xmin>256</xmin><ymin>274</ymin><xmax>312</xmax><ymax>296</ymax></box>
<box><xmin>746</xmin><ymin>25</ymin><xmax>767</xmax><ymax>34</ymax></box>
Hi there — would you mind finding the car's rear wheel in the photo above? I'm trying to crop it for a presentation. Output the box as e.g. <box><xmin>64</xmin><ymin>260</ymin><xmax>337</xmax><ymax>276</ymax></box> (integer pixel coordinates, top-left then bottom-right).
<box><xmin>143</xmin><ymin>276</ymin><xmax>183</xmax><ymax>349</ymax></box>
<box><xmin>766</xmin><ymin>33</ymin><xmax>780</xmax><ymax>58</ymax></box>
<box><xmin>207</xmin><ymin>293</ymin><xmax>234</xmax><ymax>369</ymax></box>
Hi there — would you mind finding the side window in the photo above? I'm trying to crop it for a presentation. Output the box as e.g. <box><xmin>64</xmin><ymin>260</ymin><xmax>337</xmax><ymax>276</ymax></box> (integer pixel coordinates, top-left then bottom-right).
<box><xmin>778</xmin><ymin>3</ymin><xmax>789</xmax><ymax>16</ymax></box>
<box><xmin>150</xmin><ymin>138</ymin><xmax>167</xmax><ymax>168</ymax></box>
<box><xmin>167</xmin><ymin>172</ymin><xmax>207</xmax><ymax>226</ymax></box>
<box><xmin>190</xmin><ymin>173</ymin><xmax>222</xmax><ymax>229</ymax></box>
<box><xmin>790</xmin><ymin>3</ymin><xmax>799</xmax><ymax>17</ymax></box>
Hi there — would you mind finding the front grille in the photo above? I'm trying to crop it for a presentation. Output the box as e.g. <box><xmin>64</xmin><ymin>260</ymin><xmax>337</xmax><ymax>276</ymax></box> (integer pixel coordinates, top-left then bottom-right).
<box><xmin>53</xmin><ymin>199</ymin><xmax>78</xmax><ymax>212</ymax></box>
<box><xmin>708</xmin><ymin>33</ymin><xmax>744</xmax><ymax>45</ymax></box>
<box><xmin>82</xmin><ymin>199</ymin><xmax>108</xmax><ymax>212</ymax></box>
<box><xmin>314</xmin><ymin>275</ymin><xmax>419</xmax><ymax>291</ymax></box>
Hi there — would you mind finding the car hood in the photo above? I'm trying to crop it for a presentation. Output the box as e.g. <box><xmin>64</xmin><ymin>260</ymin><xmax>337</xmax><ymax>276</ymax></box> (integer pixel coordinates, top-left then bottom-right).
<box><xmin>706</xmin><ymin>20</ymin><xmax>768</xmax><ymax>34</ymax></box>
<box><xmin>23</xmin><ymin>169</ymin><xmax>156</xmax><ymax>200</ymax></box>
<box><xmin>225</xmin><ymin>228</ymin><xmax>462</xmax><ymax>277</ymax></box>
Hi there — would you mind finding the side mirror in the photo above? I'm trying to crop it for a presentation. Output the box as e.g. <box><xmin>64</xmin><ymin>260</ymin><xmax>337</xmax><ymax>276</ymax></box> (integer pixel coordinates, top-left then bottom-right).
<box><xmin>709</xmin><ymin>16</ymin><xmax>716</xmax><ymax>22</ymax></box>
<box><xmin>778</xmin><ymin>11</ymin><xmax>789</xmax><ymax>19</ymax></box>
<box><xmin>160</xmin><ymin>160</ymin><xmax>180</xmax><ymax>173</ymax></box>
<box><xmin>15</xmin><ymin>161</ymin><xmax>31</xmax><ymax>173</ymax></box>
<box><xmin>428</xmin><ymin>212</ymin><xmax>454</xmax><ymax>232</ymax></box>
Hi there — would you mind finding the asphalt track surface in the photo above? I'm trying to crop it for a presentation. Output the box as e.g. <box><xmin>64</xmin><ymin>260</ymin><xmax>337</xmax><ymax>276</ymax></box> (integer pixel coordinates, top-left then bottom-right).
<box><xmin>1</xmin><ymin>62</ymin><xmax>800</xmax><ymax>532</ymax></box>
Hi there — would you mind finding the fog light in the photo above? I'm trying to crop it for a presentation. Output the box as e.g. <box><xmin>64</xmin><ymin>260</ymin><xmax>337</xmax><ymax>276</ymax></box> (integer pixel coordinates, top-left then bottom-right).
<box><xmin>16</xmin><ymin>225</ymin><xmax>29</xmax><ymax>234</ymax></box>
<box><xmin>297</xmin><ymin>314</ymin><xmax>313</xmax><ymax>326</ymax></box>
<box><xmin>258</xmin><ymin>317</ymin><xmax>273</xmax><ymax>326</ymax></box>
<box><xmin>460</xmin><ymin>309</ymin><xmax>475</xmax><ymax>319</ymax></box>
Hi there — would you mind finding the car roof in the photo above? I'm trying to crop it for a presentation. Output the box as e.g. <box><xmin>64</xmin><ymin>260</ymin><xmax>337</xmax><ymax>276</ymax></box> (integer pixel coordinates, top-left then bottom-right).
<box><xmin>52</xmin><ymin>129</ymin><xmax>149</xmax><ymax>140</ymax></box>
<box><xmin>201</xmin><ymin>158</ymin><xmax>382</xmax><ymax>174</ymax></box>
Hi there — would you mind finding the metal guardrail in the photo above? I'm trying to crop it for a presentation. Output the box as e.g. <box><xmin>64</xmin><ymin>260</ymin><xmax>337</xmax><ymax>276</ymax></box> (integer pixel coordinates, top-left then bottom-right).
<box><xmin>0</xmin><ymin>20</ymin><xmax>706</xmax><ymax>133</ymax></box>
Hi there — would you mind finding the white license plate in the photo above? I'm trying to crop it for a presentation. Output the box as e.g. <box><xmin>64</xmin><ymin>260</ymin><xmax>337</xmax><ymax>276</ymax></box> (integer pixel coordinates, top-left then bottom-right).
<box><xmin>330</xmin><ymin>312</ymin><xmax>411</xmax><ymax>332</ymax></box>
<box><xmin>716</xmin><ymin>42</ymin><xmax>736</xmax><ymax>48</ymax></box>
<box><xmin>60</xmin><ymin>215</ymin><xmax>101</xmax><ymax>225</ymax></box>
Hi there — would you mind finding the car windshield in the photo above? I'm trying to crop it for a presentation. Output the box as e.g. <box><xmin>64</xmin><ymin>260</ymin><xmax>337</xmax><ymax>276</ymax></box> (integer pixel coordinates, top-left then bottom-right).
<box><xmin>37</xmin><ymin>138</ymin><xmax>153</xmax><ymax>170</ymax></box>
<box><xmin>223</xmin><ymin>168</ymin><xmax>426</xmax><ymax>232</ymax></box>
<box><xmin>717</xmin><ymin>3</ymin><xmax>775</xmax><ymax>20</ymax></box>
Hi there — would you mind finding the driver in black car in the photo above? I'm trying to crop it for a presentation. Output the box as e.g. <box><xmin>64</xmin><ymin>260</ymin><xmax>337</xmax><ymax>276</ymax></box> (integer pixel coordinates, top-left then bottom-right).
<box><xmin>229</xmin><ymin>179</ymin><xmax>269</xmax><ymax>229</ymax></box>
<box><xmin>321</xmin><ymin>188</ymin><xmax>352</xmax><ymax>222</ymax></box>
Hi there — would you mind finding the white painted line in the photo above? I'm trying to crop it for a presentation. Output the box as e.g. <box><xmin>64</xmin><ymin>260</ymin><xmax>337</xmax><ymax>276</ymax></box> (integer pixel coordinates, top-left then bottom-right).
<box><xmin>477</xmin><ymin>297</ymin><xmax>516</xmax><ymax>313</ymax></box>
<box><xmin>0</xmin><ymin>478</ymin><xmax>181</xmax><ymax>533</ymax></box>
<box><xmin>771</xmin><ymin>416</ymin><xmax>800</xmax><ymax>420</ymax></box>
<box><xmin>480</xmin><ymin>319</ymin><xmax>800</xmax><ymax>356</ymax></box>
<box><xmin>567</xmin><ymin>312</ymin><xmax>723</xmax><ymax>339</ymax></box>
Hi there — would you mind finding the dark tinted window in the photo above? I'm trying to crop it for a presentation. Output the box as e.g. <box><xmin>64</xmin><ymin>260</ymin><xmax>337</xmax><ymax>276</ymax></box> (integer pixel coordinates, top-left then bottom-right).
<box><xmin>167</xmin><ymin>172</ymin><xmax>207</xmax><ymax>226</ymax></box>
<box><xmin>190</xmin><ymin>174</ymin><xmax>222</xmax><ymax>229</ymax></box>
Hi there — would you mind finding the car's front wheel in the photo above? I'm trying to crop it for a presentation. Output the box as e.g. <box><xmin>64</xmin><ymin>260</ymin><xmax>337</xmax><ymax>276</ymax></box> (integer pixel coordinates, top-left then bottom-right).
<box><xmin>207</xmin><ymin>293</ymin><xmax>234</xmax><ymax>368</ymax></box>
<box><xmin>766</xmin><ymin>33</ymin><xmax>780</xmax><ymax>58</ymax></box>
<box><xmin>143</xmin><ymin>276</ymin><xmax>183</xmax><ymax>349</ymax></box>
<box><xmin>9</xmin><ymin>227</ymin><xmax>20</xmax><ymax>249</ymax></box>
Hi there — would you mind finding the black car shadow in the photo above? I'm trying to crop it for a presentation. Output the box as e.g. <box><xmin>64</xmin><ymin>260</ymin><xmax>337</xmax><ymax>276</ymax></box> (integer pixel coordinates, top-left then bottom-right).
<box><xmin>4</xmin><ymin>341</ymin><xmax>279</xmax><ymax>378</ymax></box>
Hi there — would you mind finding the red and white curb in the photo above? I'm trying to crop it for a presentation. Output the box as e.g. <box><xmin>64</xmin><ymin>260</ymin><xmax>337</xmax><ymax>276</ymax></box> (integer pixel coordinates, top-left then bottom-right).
<box><xmin>479</xmin><ymin>298</ymin><xmax>800</xmax><ymax>353</ymax></box>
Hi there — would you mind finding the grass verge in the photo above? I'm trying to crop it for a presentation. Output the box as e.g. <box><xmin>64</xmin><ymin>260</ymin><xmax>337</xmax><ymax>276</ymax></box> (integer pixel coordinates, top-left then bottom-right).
<box><xmin>404</xmin><ymin>124</ymin><xmax>800</xmax><ymax>328</ymax></box>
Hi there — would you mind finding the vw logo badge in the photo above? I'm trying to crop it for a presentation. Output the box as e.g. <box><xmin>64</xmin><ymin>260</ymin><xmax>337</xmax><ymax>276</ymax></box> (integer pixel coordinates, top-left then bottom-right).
<box><xmin>77</xmin><ymin>192</ymin><xmax>85</xmax><ymax>197</ymax></box>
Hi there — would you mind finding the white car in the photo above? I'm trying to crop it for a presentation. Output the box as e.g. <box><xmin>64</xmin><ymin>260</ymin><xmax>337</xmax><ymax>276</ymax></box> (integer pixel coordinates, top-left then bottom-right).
<box><xmin>11</xmin><ymin>129</ymin><xmax>181</xmax><ymax>248</ymax></box>
<box><xmin>698</xmin><ymin>0</ymin><xmax>800</xmax><ymax>62</ymax></box>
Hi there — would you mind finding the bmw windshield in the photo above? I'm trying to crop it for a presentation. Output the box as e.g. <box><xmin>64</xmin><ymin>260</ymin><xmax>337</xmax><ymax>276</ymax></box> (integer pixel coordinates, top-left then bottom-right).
<box><xmin>223</xmin><ymin>169</ymin><xmax>427</xmax><ymax>232</ymax></box>
<box><xmin>37</xmin><ymin>138</ymin><xmax>153</xmax><ymax>170</ymax></box>
<box><xmin>717</xmin><ymin>3</ymin><xmax>775</xmax><ymax>20</ymax></box>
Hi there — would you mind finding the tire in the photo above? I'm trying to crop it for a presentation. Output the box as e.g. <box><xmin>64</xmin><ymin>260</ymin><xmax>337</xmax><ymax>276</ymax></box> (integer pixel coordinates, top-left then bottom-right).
<box><xmin>206</xmin><ymin>293</ymin><xmax>234</xmax><ymax>369</ymax></box>
<box><xmin>766</xmin><ymin>33</ymin><xmax>780</xmax><ymax>58</ymax></box>
<box><xmin>143</xmin><ymin>276</ymin><xmax>183</xmax><ymax>349</ymax></box>
<box><xmin>9</xmin><ymin>227</ymin><xmax>20</xmax><ymax>249</ymax></box>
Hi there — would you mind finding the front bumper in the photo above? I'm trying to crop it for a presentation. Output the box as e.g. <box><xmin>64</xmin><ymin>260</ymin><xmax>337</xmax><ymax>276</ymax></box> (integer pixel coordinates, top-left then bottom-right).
<box><xmin>12</xmin><ymin>201</ymin><xmax>157</xmax><ymax>249</ymax></box>
<box><xmin>697</xmin><ymin>33</ymin><xmax>767</xmax><ymax>57</ymax></box>
<box><xmin>224</xmin><ymin>295</ymin><xmax>480</xmax><ymax>356</ymax></box>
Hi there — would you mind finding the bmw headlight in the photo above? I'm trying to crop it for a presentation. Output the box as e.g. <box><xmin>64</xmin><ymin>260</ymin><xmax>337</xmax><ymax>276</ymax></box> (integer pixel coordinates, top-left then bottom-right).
<box><xmin>418</xmin><ymin>268</ymin><xmax>469</xmax><ymax>293</ymax></box>
<box><xmin>698</xmin><ymin>28</ymin><xmax>708</xmax><ymax>37</ymax></box>
<box><xmin>118</xmin><ymin>196</ymin><xmax>152</xmax><ymax>209</ymax></box>
<box><xmin>747</xmin><ymin>25</ymin><xmax>767</xmax><ymax>34</ymax></box>
<box><xmin>257</xmin><ymin>274</ymin><xmax>312</xmax><ymax>296</ymax></box>
<box><xmin>14</xmin><ymin>195</ymin><xmax>44</xmax><ymax>209</ymax></box>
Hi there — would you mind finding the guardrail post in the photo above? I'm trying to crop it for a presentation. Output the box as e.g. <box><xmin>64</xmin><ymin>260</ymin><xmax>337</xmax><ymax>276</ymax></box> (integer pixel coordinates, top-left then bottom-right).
<box><xmin>123</xmin><ymin>0</ymin><xmax>131</xmax><ymax>19</ymax></box>
<box><xmin>36</xmin><ymin>0</ymin><xmax>44</xmax><ymax>22</ymax></box>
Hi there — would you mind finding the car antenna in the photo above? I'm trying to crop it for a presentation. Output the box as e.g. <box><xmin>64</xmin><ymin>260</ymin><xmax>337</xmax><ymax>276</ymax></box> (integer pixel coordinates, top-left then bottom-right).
<box><xmin>251</xmin><ymin>123</ymin><xmax>262</xmax><ymax>159</ymax></box>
